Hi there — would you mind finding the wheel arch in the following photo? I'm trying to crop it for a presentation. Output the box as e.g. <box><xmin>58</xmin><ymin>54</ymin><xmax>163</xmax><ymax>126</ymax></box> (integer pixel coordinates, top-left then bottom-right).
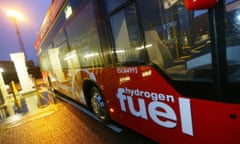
<box><xmin>82</xmin><ymin>79</ymin><xmax>104</xmax><ymax>108</ymax></box>
<box><xmin>82</xmin><ymin>78</ymin><xmax>110</xmax><ymax>123</ymax></box>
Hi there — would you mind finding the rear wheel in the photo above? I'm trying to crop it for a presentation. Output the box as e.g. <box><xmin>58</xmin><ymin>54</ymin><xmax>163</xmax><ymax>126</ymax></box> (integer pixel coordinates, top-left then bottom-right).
<box><xmin>90</xmin><ymin>87</ymin><xmax>109</xmax><ymax>123</ymax></box>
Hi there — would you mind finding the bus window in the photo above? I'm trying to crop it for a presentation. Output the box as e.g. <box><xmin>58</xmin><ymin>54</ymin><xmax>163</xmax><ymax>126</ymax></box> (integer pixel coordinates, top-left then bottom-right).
<box><xmin>109</xmin><ymin>4</ymin><xmax>146</xmax><ymax>65</ymax></box>
<box><xmin>66</xmin><ymin>1</ymin><xmax>104</xmax><ymax>68</ymax></box>
<box><xmin>225</xmin><ymin>0</ymin><xmax>240</xmax><ymax>81</ymax></box>
<box><xmin>39</xmin><ymin>49</ymin><xmax>51</xmax><ymax>72</ymax></box>
<box><xmin>139</xmin><ymin>0</ymin><xmax>212</xmax><ymax>81</ymax></box>
<box><xmin>53</xmin><ymin>30</ymin><xmax>69</xmax><ymax>69</ymax></box>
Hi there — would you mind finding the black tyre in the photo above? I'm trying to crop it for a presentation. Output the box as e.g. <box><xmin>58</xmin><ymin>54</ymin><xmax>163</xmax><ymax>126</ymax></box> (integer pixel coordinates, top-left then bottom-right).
<box><xmin>90</xmin><ymin>87</ymin><xmax>109</xmax><ymax>123</ymax></box>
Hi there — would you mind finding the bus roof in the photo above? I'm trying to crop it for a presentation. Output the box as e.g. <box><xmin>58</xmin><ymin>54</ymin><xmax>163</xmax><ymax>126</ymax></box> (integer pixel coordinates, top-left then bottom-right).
<box><xmin>34</xmin><ymin>0</ymin><xmax>66</xmax><ymax>51</ymax></box>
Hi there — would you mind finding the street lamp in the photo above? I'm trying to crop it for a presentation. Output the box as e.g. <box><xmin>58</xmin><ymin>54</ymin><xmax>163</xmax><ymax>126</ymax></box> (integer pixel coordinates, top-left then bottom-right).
<box><xmin>6</xmin><ymin>10</ymin><xmax>27</xmax><ymax>60</ymax></box>
<box><xmin>6</xmin><ymin>10</ymin><xmax>33</xmax><ymax>94</ymax></box>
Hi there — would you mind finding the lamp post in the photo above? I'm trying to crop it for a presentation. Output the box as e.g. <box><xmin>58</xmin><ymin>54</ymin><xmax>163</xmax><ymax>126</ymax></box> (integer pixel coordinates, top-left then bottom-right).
<box><xmin>7</xmin><ymin>10</ymin><xmax>33</xmax><ymax>93</ymax></box>
<box><xmin>7</xmin><ymin>10</ymin><xmax>27</xmax><ymax>60</ymax></box>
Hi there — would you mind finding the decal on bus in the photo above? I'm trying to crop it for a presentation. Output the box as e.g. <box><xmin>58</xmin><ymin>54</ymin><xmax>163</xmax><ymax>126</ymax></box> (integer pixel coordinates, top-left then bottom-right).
<box><xmin>116</xmin><ymin>87</ymin><xmax>194</xmax><ymax>136</ymax></box>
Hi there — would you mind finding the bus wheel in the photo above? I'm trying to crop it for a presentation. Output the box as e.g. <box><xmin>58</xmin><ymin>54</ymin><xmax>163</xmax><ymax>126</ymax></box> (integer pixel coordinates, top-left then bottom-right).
<box><xmin>90</xmin><ymin>87</ymin><xmax>109</xmax><ymax>123</ymax></box>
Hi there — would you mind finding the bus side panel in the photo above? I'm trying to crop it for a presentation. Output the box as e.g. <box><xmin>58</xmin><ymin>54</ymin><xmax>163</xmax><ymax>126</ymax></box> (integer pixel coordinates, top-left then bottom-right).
<box><xmin>191</xmin><ymin>99</ymin><xmax>240</xmax><ymax>144</ymax></box>
<box><xmin>48</xmin><ymin>65</ymin><xmax>240</xmax><ymax>144</ymax></box>
<box><xmin>111</xmin><ymin>66</ymin><xmax>188</xmax><ymax>144</ymax></box>
<box><xmin>100</xmin><ymin>66</ymin><xmax>240</xmax><ymax>144</ymax></box>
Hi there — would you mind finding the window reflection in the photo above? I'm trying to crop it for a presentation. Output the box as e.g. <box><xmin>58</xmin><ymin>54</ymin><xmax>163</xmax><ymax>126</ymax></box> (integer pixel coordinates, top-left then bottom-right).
<box><xmin>225</xmin><ymin>0</ymin><xmax>240</xmax><ymax>81</ymax></box>
<box><xmin>110</xmin><ymin>4</ymin><xmax>146</xmax><ymax>64</ymax></box>
<box><xmin>66</xmin><ymin>2</ymin><xmax>104</xmax><ymax>68</ymax></box>
<box><xmin>139</xmin><ymin>0</ymin><xmax>212</xmax><ymax>81</ymax></box>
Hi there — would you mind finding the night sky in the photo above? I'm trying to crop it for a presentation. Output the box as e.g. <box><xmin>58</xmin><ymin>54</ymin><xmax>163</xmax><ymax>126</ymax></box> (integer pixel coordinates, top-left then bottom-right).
<box><xmin>0</xmin><ymin>0</ymin><xmax>52</xmax><ymax>66</ymax></box>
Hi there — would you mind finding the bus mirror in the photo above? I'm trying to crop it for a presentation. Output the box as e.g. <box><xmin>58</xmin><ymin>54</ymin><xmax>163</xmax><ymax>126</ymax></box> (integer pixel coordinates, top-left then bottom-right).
<box><xmin>184</xmin><ymin>0</ymin><xmax>218</xmax><ymax>10</ymax></box>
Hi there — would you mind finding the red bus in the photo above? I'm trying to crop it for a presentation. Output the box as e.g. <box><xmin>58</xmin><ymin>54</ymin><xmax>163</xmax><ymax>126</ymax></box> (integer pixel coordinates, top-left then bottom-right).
<box><xmin>35</xmin><ymin>0</ymin><xmax>240</xmax><ymax>143</ymax></box>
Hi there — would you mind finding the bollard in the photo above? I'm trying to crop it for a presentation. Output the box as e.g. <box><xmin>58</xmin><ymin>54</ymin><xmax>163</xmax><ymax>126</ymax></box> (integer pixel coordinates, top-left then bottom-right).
<box><xmin>9</xmin><ymin>81</ymin><xmax>21</xmax><ymax>113</ymax></box>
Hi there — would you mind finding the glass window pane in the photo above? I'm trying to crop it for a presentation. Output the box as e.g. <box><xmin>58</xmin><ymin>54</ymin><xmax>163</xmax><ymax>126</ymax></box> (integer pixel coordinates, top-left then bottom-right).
<box><xmin>39</xmin><ymin>49</ymin><xmax>51</xmax><ymax>71</ymax></box>
<box><xmin>66</xmin><ymin>1</ymin><xmax>104</xmax><ymax>68</ymax></box>
<box><xmin>139</xmin><ymin>0</ymin><xmax>212</xmax><ymax>81</ymax></box>
<box><xmin>225</xmin><ymin>0</ymin><xmax>240</xmax><ymax>81</ymax></box>
<box><xmin>53</xmin><ymin>31</ymin><xmax>68</xmax><ymax>69</ymax></box>
<box><xmin>110</xmin><ymin>4</ymin><xmax>145</xmax><ymax>64</ymax></box>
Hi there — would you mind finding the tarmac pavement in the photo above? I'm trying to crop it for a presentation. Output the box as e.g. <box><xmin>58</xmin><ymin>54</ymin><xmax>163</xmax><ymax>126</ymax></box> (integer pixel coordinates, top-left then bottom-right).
<box><xmin>0</xmin><ymin>101</ymin><xmax>125</xmax><ymax>144</ymax></box>
<box><xmin>0</xmin><ymin>87</ymin><xmax>156</xmax><ymax>144</ymax></box>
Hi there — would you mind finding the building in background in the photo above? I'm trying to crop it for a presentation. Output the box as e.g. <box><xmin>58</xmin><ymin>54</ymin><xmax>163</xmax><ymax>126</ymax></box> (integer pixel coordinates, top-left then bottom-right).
<box><xmin>0</xmin><ymin>60</ymin><xmax>41</xmax><ymax>85</ymax></box>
